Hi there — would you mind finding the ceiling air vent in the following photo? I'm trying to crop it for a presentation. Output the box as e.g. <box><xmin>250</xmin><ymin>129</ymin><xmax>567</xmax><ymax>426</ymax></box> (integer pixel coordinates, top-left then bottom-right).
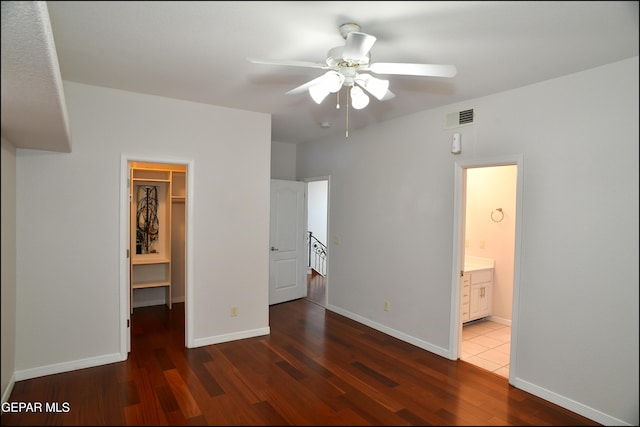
<box><xmin>444</xmin><ymin>108</ymin><xmax>475</xmax><ymax>129</ymax></box>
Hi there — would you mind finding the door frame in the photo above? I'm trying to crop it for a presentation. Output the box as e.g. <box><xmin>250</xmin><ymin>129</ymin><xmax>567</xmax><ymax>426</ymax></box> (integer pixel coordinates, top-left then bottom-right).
<box><xmin>304</xmin><ymin>176</ymin><xmax>331</xmax><ymax>307</ymax></box>
<box><xmin>448</xmin><ymin>155</ymin><xmax>524</xmax><ymax>384</ymax></box>
<box><xmin>119</xmin><ymin>154</ymin><xmax>195</xmax><ymax>357</ymax></box>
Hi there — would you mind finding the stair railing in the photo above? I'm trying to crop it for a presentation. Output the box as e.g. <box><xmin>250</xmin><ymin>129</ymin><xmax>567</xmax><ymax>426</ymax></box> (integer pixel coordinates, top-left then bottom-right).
<box><xmin>307</xmin><ymin>231</ymin><xmax>327</xmax><ymax>276</ymax></box>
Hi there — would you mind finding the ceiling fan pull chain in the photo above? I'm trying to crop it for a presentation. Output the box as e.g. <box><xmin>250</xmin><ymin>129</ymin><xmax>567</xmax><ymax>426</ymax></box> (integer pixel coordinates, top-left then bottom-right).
<box><xmin>346</xmin><ymin>88</ymin><xmax>349</xmax><ymax>138</ymax></box>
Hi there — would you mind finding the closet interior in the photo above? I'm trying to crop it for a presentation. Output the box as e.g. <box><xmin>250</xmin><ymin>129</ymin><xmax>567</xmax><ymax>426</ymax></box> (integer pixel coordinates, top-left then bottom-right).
<box><xmin>129</xmin><ymin>161</ymin><xmax>186</xmax><ymax>313</ymax></box>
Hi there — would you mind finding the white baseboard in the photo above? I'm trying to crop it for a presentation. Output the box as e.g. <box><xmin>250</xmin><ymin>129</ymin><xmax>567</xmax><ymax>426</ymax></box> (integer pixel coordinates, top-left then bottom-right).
<box><xmin>192</xmin><ymin>327</ymin><xmax>270</xmax><ymax>348</ymax></box>
<box><xmin>13</xmin><ymin>353</ymin><xmax>123</xmax><ymax>382</ymax></box>
<box><xmin>1</xmin><ymin>372</ymin><xmax>16</xmax><ymax>406</ymax></box>
<box><xmin>488</xmin><ymin>315</ymin><xmax>511</xmax><ymax>326</ymax></box>
<box><xmin>512</xmin><ymin>376</ymin><xmax>632</xmax><ymax>426</ymax></box>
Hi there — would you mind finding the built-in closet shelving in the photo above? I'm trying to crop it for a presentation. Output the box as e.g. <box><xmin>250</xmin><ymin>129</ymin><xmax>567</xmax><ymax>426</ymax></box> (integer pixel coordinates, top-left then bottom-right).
<box><xmin>129</xmin><ymin>162</ymin><xmax>186</xmax><ymax>313</ymax></box>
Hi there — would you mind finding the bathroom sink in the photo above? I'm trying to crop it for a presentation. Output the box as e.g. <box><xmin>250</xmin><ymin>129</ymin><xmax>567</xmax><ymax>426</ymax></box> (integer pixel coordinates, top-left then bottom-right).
<box><xmin>464</xmin><ymin>263</ymin><xmax>485</xmax><ymax>272</ymax></box>
<box><xmin>464</xmin><ymin>256</ymin><xmax>495</xmax><ymax>272</ymax></box>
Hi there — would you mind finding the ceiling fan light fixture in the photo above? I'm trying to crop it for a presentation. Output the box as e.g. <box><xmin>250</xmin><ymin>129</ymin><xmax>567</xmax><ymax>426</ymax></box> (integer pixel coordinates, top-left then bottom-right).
<box><xmin>309</xmin><ymin>71</ymin><xmax>344</xmax><ymax>103</ymax></box>
<box><xmin>350</xmin><ymin>86</ymin><xmax>369</xmax><ymax>109</ymax></box>
<box><xmin>323</xmin><ymin>70</ymin><xmax>344</xmax><ymax>93</ymax></box>
<box><xmin>356</xmin><ymin>73</ymin><xmax>389</xmax><ymax>100</ymax></box>
<box><xmin>309</xmin><ymin>84</ymin><xmax>330</xmax><ymax>104</ymax></box>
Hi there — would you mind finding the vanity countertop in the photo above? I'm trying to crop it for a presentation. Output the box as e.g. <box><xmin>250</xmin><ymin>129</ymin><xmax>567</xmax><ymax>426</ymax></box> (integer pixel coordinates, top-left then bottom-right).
<box><xmin>464</xmin><ymin>256</ymin><xmax>495</xmax><ymax>272</ymax></box>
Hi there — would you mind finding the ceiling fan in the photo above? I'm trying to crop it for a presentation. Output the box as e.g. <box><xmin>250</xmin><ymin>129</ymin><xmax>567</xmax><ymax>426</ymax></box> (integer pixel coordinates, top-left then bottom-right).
<box><xmin>248</xmin><ymin>23</ymin><xmax>457</xmax><ymax>113</ymax></box>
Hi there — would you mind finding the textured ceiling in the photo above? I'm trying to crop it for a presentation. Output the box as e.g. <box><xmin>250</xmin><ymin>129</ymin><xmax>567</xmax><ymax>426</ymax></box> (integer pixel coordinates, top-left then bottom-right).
<box><xmin>1</xmin><ymin>1</ymin><xmax>71</xmax><ymax>152</ymax></box>
<box><xmin>2</xmin><ymin>1</ymin><xmax>638</xmax><ymax>152</ymax></box>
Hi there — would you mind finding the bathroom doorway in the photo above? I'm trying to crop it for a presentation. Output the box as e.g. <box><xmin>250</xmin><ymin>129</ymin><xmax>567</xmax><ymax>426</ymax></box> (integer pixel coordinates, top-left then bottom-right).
<box><xmin>449</xmin><ymin>156</ymin><xmax>523</xmax><ymax>384</ymax></box>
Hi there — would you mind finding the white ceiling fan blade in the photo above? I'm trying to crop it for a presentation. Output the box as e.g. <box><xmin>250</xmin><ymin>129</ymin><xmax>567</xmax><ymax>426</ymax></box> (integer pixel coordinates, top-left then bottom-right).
<box><xmin>286</xmin><ymin>71</ymin><xmax>344</xmax><ymax>96</ymax></box>
<box><xmin>285</xmin><ymin>74</ymin><xmax>327</xmax><ymax>95</ymax></box>
<box><xmin>342</xmin><ymin>32</ymin><xmax>376</xmax><ymax>61</ymax></box>
<box><xmin>247</xmin><ymin>57</ymin><xmax>328</xmax><ymax>70</ymax></box>
<box><xmin>367</xmin><ymin>62</ymin><xmax>457</xmax><ymax>78</ymax></box>
<box><xmin>381</xmin><ymin>89</ymin><xmax>395</xmax><ymax>101</ymax></box>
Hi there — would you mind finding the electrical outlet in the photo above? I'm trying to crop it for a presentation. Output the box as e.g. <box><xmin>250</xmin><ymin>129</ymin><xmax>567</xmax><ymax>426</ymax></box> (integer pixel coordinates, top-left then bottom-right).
<box><xmin>384</xmin><ymin>301</ymin><xmax>389</xmax><ymax>312</ymax></box>
<box><xmin>231</xmin><ymin>306</ymin><xmax>238</xmax><ymax>317</ymax></box>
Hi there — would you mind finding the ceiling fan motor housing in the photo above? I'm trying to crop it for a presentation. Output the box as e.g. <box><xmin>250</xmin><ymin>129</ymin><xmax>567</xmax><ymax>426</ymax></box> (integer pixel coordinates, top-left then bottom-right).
<box><xmin>339</xmin><ymin>23</ymin><xmax>361</xmax><ymax>39</ymax></box>
<box><xmin>326</xmin><ymin>46</ymin><xmax>370</xmax><ymax>68</ymax></box>
<box><xmin>339</xmin><ymin>67</ymin><xmax>356</xmax><ymax>86</ymax></box>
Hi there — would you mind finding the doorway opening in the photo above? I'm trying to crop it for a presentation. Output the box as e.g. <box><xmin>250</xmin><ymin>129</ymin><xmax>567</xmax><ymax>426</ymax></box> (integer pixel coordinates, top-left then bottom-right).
<box><xmin>305</xmin><ymin>177</ymin><xmax>329</xmax><ymax>307</ymax></box>
<box><xmin>449</xmin><ymin>156</ymin><xmax>523</xmax><ymax>384</ymax></box>
<box><xmin>120</xmin><ymin>155</ymin><xmax>194</xmax><ymax>356</ymax></box>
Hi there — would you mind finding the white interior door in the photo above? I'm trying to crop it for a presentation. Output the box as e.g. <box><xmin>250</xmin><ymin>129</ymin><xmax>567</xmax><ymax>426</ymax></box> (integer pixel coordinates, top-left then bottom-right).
<box><xmin>269</xmin><ymin>179</ymin><xmax>306</xmax><ymax>305</ymax></box>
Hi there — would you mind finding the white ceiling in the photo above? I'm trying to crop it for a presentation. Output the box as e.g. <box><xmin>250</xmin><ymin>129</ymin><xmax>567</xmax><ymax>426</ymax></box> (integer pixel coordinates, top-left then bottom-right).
<box><xmin>2</xmin><ymin>1</ymin><xmax>638</xmax><ymax>152</ymax></box>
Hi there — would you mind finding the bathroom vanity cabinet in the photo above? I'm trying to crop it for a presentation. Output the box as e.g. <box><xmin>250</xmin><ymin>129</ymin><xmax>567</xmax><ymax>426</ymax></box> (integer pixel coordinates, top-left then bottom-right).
<box><xmin>468</xmin><ymin>269</ymin><xmax>493</xmax><ymax>322</ymax></box>
<box><xmin>461</xmin><ymin>257</ymin><xmax>494</xmax><ymax>323</ymax></box>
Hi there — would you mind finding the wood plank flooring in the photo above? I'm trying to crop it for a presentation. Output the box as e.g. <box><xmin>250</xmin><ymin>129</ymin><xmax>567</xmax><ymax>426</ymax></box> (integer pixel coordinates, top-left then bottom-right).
<box><xmin>306</xmin><ymin>272</ymin><xmax>325</xmax><ymax>306</ymax></box>
<box><xmin>1</xmin><ymin>299</ymin><xmax>600</xmax><ymax>426</ymax></box>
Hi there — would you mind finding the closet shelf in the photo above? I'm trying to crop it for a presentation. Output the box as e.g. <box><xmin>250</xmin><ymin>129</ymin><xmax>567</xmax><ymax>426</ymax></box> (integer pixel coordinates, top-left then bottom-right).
<box><xmin>132</xmin><ymin>257</ymin><xmax>170</xmax><ymax>265</ymax></box>
<box><xmin>132</xmin><ymin>177</ymin><xmax>170</xmax><ymax>183</ymax></box>
<box><xmin>132</xmin><ymin>280</ymin><xmax>170</xmax><ymax>290</ymax></box>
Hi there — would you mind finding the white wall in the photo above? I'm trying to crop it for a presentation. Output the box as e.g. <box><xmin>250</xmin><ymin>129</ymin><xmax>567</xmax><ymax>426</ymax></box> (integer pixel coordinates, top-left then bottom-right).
<box><xmin>15</xmin><ymin>82</ymin><xmax>271</xmax><ymax>376</ymax></box>
<box><xmin>307</xmin><ymin>180</ymin><xmax>328</xmax><ymax>246</ymax></box>
<box><xmin>1</xmin><ymin>136</ymin><xmax>17</xmax><ymax>402</ymax></box>
<box><xmin>296</xmin><ymin>57</ymin><xmax>639</xmax><ymax>425</ymax></box>
<box><xmin>271</xmin><ymin>140</ymin><xmax>296</xmax><ymax>180</ymax></box>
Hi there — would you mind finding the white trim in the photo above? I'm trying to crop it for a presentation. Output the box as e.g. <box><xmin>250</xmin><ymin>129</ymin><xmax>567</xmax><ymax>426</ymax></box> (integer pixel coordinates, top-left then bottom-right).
<box><xmin>327</xmin><ymin>304</ymin><xmax>450</xmax><ymax>358</ymax></box>
<box><xmin>192</xmin><ymin>327</ymin><xmax>270</xmax><ymax>348</ymax></box>
<box><xmin>448</xmin><ymin>154</ymin><xmax>524</xmax><ymax>389</ymax></box>
<box><xmin>1</xmin><ymin>373</ymin><xmax>15</xmax><ymax>405</ymax></box>
<box><xmin>119</xmin><ymin>156</ymin><xmax>130</xmax><ymax>357</ymax></box>
<box><xmin>488</xmin><ymin>315</ymin><xmax>512</xmax><ymax>326</ymax></box>
<box><xmin>119</xmin><ymin>154</ymin><xmax>195</xmax><ymax>357</ymax></box>
<box><xmin>512</xmin><ymin>377</ymin><xmax>632</xmax><ymax>426</ymax></box>
<box><xmin>184</xmin><ymin>161</ymin><xmax>195</xmax><ymax>348</ymax></box>
<box><xmin>14</xmin><ymin>353</ymin><xmax>123</xmax><ymax>382</ymax></box>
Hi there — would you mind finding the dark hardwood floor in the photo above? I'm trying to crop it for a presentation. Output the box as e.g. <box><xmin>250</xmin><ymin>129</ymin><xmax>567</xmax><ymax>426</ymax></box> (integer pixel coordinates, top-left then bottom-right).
<box><xmin>306</xmin><ymin>272</ymin><xmax>326</xmax><ymax>307</ymax></box>
<box><xmin>1</xmin><ymin>299</ymin><xmax>599</xmax><ymax>426</ymax></box>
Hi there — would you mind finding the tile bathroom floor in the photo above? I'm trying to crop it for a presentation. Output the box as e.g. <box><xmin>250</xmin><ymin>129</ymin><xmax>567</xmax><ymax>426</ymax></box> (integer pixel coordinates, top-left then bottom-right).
<box><xmin>461</xmin><ymin>319</ymin><xmax>511</xmax><ymax>378</ymax></box>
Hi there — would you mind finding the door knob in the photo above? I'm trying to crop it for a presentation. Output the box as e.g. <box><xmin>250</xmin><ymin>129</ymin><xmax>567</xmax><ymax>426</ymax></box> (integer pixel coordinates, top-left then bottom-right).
<box><xmin>270</xmin><ymin>246</ymin><xmax>279</xmax><ymax>251</ymax></box>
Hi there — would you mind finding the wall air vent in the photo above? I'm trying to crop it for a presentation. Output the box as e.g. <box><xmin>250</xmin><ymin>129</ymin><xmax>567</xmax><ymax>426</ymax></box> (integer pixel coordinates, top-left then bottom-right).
<box><xmin>444</xmin><ymin>108</ymin><xmax>475</xmax><ymax>129</ymax></box>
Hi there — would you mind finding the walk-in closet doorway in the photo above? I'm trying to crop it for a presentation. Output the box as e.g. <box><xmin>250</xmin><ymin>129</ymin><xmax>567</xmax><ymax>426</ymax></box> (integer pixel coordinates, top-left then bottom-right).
<box><xmin>119</xmin><ymin>155</ymin><xmax>195</xmax><ymax>355</ymax></box>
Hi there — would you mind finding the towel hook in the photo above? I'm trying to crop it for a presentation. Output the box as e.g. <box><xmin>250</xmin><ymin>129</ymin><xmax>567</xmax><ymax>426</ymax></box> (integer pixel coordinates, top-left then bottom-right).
<box><xmin>491</xmin><ymin>208</ymin><xmax>504</xmax><ymax>223</ymax></box>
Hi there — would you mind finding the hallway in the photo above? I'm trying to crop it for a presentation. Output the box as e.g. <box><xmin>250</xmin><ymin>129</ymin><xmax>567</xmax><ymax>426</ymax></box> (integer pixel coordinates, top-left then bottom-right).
<box><xmin>306</xmin><ymin>272</ymin><xmax>325</xmax><ymax>306</ymax></box>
